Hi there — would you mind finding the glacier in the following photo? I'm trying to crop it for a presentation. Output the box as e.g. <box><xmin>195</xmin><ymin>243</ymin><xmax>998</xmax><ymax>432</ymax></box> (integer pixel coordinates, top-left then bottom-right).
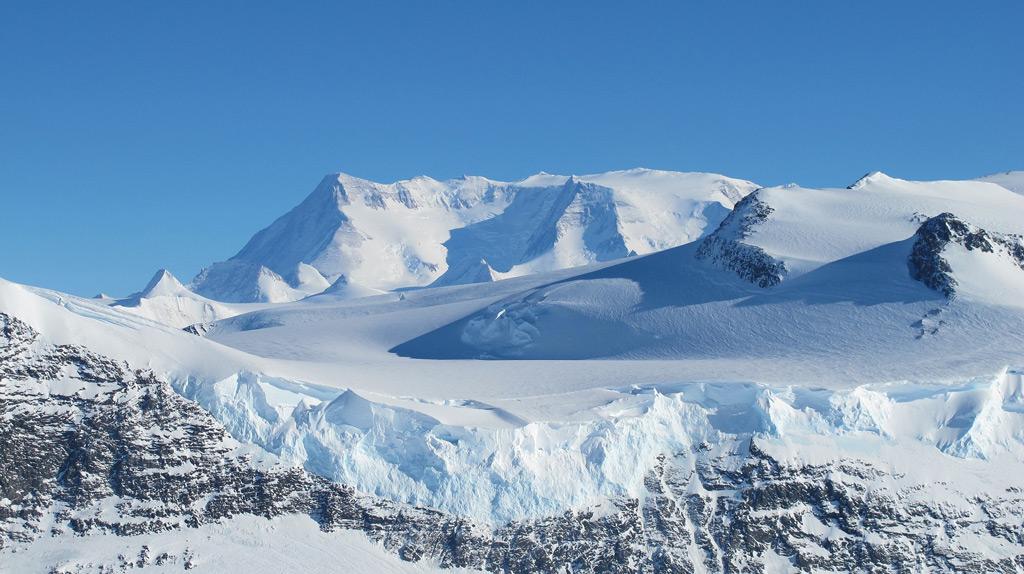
<box><xmin>169</xmin><ymin>366</ymin><xmax>1024</xmax><ymax>524</ymax></box>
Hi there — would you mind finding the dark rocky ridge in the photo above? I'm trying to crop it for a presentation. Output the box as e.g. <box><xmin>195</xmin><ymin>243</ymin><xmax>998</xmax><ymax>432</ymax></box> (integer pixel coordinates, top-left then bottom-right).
<box><xmin>910</xmin><ymin>212</ymin><xmax>1024</xmax><ymax>297</ymax></box>
<box><xmin>694</xmin><ymin>192</ymin><xmax>788</xmax><ymax>288</ymax></box>
<box><xmin>2</xmin><ymin>311</ymin><xmax>1024</xmax><ymax>572</ymax></box>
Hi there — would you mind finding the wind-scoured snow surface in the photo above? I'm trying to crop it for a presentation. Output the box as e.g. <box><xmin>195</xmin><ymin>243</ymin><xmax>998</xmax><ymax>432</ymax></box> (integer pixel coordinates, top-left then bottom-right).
<box><xmin>187</xmin><ymin>169</ymin><xmax>758</xmax><ymax>302</ymax></box>
<box><xmin>3</xmin><ymin>171</ymin><xmax>1024</xmax><ymax>571</ymax></box>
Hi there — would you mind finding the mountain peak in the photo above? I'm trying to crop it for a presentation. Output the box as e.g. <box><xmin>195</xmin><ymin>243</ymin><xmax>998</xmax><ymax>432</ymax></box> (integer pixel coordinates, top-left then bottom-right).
<box><xmin>847</xmin><ymin>171</ymin><xmax>896</xmax><ymax>189</ymax></box>
<box><xmin>140</xmin><ymin>269</ymin><xmax>184</xmax><ymax>298</ymax></box>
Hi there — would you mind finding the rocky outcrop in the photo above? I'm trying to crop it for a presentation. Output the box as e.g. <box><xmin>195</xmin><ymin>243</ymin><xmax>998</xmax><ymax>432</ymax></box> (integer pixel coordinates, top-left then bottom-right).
<box><xmin>695</xmin><ymin>192</ymin><xmax>787</xmax><ymax>287</ymax></box>
<box><xmin>910</xmin><ymin>212</ymin><xmax>1024</xmax><ymax>296</ymax></box>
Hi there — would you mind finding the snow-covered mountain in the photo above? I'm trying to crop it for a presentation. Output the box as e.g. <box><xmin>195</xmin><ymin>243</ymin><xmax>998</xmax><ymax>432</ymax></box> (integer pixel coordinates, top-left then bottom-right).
<box><xmin>3</xmin><ymin>170</ymin><xmax>1024</xmax><ymax>571</ymax></box>
<box><xmin>695</xmin><ymin>171</ymin><xmax>1024</xmax><ymax>291</ymax></box>
<box><xmin>391</xmin><ymin>172</ymin><xmax>1024</xmax><ymax>366</ymax></box>
<box><xmin>188</xmin><ymin>169</ymin><xmax>759</xmax><ymax>302</ymax></box>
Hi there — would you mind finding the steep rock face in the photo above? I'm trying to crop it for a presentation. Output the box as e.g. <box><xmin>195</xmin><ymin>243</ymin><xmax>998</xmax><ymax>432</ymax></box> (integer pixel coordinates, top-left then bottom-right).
<box><xmin>0</xmin><ymin>312</ymin><xmax>315</xmax><ymax>545</ymax></box>
<box><xmin>629</xmin><ymin>446</ymin><xmax>1024</xmax><ymax>574</ymax></box>
<box><xmin>910</xmin><ymin>212</ymin><xmax>1024</xmax><ymax>297</ymax></box>
<box><xmin>694</xmin><ymin>192</ymin><xmax>787</xmax><ymax>288</ymax></box>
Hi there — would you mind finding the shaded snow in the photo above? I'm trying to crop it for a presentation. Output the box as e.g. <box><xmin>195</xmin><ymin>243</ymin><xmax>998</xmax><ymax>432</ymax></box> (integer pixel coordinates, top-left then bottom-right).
<box><xmin>975</xmin><ymin>170</ymin><xmax>1024</xmax><ymax>195</ymax></box>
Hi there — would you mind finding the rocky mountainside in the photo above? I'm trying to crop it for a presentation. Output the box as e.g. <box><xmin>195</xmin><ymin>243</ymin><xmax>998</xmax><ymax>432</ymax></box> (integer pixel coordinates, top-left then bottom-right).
<box><xmin>4</xmin><ymin>310</ymin><xmax>1024</xmax><ymax>573</ymax></box>
<box><xmin>693</xmin><ymin>191</ymin><xmax>787</xmax><ymax>288</ymax></box>
<box><xmin>693</xmin><ymin>172</ymin><xmax>1024</xmax><ymax>292</ymax></box>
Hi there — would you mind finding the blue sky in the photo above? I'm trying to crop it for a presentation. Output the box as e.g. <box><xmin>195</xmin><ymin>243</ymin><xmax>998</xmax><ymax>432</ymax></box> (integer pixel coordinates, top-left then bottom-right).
<box><xmin>2</xmin><ymin>1</ymin><xmax>1021</xmax><ymax>297</ymax></box>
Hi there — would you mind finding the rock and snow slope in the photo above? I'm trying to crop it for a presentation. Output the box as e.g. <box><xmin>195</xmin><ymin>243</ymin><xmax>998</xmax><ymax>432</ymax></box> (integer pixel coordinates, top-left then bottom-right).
<box><xmin>2</xmin><ymin>170</ymin><xmax>1024</xmax><ymax>571</ymax></box>
<box><xmin>3</xmin><ymin>297</ymin><xmax>1024</xmax><ymax>572</ymax></box>
<box><xmin>188</xmin><ymin>169</ymin><xmax>758</xmax><ymax>302</ymax></box>
<box><xmin>170</xmin><ymin>172</ymin><xmax>1024</xmax><ymax>521</ymax></box>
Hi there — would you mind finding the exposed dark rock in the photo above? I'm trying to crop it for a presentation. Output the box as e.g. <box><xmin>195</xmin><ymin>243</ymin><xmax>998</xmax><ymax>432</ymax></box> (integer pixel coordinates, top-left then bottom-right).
<box><xmin>695</xmin><ymin>192</ymin><xmax>787</xmax><ymax>288</ymax></box>
<box><xmin>909</xmin><ymin>212</ymin><xmax>1024</xmax><ymax>297</ymax></box>
<box><xmin>182</xmin><ymin>323</ymin><xmax>211</xmax><ymax>336</ymax></box>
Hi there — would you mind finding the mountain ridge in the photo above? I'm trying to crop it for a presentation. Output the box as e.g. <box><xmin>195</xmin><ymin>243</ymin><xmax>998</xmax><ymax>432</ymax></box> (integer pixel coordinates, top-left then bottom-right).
<box><xmin>187</xmin><ymin>169</ymin><xmax>759</xmax><ymax>303</ymax></box>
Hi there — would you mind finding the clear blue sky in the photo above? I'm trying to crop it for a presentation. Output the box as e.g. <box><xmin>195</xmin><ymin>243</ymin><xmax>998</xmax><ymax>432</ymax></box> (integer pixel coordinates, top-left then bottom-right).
<box><xmin>2</xmin><ymin>1</ymin><xmax>1021</xmax><ymax>297</ymax></box>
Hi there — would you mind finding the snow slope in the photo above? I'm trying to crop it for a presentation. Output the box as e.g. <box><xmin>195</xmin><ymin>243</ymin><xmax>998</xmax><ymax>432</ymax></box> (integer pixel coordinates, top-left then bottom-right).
<box><xmin>386</xmin><ymin>174</ymin><xmax>1024</xmax><ymax>374</ymax></box>
<box><xmin>975</xmin><ymin>170</ymin><xmax>1024</xmax><ymax>195</ymax></box>
<box><xmin>188</xmin><ymin>169</ymin><xmax>759</xmax><ymax>302</ymax></box>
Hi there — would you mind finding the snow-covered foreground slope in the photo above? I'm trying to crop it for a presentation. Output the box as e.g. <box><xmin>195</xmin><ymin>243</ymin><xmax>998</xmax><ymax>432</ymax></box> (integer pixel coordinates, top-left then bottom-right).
<box><xmin>187</xmin><ymin>169</ymin><xmax>758</xmax><ymax>302</ymax></box>
<box><xmin>2</xmin><ymin>296</ymin><xmax>1024</xmax><ymax>572</ymax></box>
<box><xmin>4</xmin><ymin>515</ymin><xmax>483</xmax><ymax>574</ymax></box>
<box><xmin>0</xmin><ymin>306</ymin><xmax>485</xmax><ymax>572</ymax></box>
